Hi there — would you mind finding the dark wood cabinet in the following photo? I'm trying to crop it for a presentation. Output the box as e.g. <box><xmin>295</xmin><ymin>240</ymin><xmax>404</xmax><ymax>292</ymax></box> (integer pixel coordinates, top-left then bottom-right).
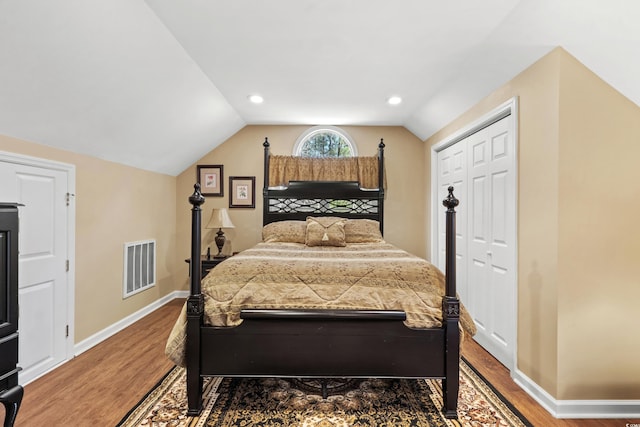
<box><xmin>0</xmin><ymin>204</ymin><xmax>23</xmax><ymax>427</ymax></box>
<box><xmin>200</xmin><ymin>256</ymin><xmax>230</xmax><ymax>278</ymax></box>
<box><xmin>185</xmin><ymin>255</ymin><xmax>230</xmax><ymax>279</ymax></box>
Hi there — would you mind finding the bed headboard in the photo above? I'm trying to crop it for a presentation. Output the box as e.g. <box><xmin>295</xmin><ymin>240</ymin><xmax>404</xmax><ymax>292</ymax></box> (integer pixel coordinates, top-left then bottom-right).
<box><xmin>262</xmin><ymin>138</ymin><xmax>385</xmax><ymax>232</ymax></box>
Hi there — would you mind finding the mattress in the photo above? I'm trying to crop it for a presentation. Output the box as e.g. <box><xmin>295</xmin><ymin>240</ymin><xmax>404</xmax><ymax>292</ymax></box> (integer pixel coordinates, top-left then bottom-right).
<box><xmin>165</xmin><ymin>241</ymin><xmax>476</xmax><ymax>366</ymax></box>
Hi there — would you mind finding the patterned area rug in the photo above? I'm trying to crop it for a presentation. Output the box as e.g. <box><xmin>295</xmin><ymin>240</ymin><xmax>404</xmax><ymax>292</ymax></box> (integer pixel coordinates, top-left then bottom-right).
<box><xmin>118</xmin><ymin>359</ymin><xmax>531</xmax><ymax>427</ymax></box>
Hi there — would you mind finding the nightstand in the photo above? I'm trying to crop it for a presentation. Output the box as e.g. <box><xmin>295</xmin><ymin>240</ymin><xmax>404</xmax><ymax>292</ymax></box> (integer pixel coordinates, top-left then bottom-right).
<box><xmin>185</xmin><ymin>255</ymin><xmax>230</xmax><ymax>278</ymax></box>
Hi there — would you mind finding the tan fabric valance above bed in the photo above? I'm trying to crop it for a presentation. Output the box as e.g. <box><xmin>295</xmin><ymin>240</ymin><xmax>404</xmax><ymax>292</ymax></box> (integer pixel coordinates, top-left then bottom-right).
<box><xmin>268</xmin><ymin>155</ymin><xmax>386</xmax><ymax>189</ymax></box>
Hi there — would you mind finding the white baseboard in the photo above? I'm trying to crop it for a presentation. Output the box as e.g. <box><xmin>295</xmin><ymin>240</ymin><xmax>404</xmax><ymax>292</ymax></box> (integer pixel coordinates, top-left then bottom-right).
<box><xmin>513</xmin><ymin>368</ymin><xmax>640</xmax><ymax>419</ymax></box>
<box><xmin>74</xmin><ymin>290</ymin><xmax>188</xmax><ymax>356</ymax></box>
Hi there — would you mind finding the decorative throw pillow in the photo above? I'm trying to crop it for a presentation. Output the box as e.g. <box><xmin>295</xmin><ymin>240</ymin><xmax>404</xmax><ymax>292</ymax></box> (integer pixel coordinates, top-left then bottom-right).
<box><xmin>305</xmin><ymin>217</ymin><xmax>347</xmax><ymax>247</ymax></box>
<box><xmin>344</xmin><ymin>219</ymin><xmax>384</xmax><ymax>243</ymax></box>
<box><xmin>262</xmin><ymin>220</ymin><xmax>306</xmax><ymax>243</ymax></box>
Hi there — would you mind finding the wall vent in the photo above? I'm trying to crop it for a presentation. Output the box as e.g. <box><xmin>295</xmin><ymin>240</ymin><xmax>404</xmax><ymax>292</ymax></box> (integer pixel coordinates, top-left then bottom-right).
<box><xmin>123</xmin><ymin>239</ymin><xmax>156</xmax><ymax>298</ymax></box>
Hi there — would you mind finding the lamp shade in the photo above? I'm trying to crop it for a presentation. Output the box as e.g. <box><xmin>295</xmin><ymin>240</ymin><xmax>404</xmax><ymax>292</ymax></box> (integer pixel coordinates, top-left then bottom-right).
<box><xmin>206</xmin><ymin>208</ymin><xmax>235</xmax><ymax>229</ymax></box>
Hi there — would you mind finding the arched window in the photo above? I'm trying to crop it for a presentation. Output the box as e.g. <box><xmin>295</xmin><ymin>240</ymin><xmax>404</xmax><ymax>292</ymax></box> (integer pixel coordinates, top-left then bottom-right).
<box><xmin>293</xmin><ymin>126</ymin><xmax>357</xmax><ymax>157</ymax></box>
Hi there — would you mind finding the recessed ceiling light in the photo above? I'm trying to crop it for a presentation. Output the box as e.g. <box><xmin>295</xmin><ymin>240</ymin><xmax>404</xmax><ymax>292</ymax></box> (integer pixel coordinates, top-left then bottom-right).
<box><xmin>387</xmin><ymin>96</ymin><xmax>402</xmax><ymax>105</ymax></box>
<box><xmin>248</xmin><ymin>94</ymin><xmax>264</xmax><ymax>104</ymax></box>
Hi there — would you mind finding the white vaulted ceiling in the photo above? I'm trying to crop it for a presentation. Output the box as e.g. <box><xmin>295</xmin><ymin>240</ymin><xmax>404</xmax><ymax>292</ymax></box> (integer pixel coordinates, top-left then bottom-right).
<box><xmin>1</xmin><ymin>0</ymin><xmax>638</xmax><ymax>175</ymax></box>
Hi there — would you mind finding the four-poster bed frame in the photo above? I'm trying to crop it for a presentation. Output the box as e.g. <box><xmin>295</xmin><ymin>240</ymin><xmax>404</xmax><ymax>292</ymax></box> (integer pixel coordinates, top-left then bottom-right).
<box><xmin>184</xmin><ymin>138</ymin><xmax>461</xmax><ymax>418</ymax></box>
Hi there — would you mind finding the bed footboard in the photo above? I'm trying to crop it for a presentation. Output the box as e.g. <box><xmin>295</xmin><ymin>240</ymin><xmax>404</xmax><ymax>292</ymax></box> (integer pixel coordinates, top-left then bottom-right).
<box><xmin>199</xmin><ymin>309</ymin><xmax>446</xmax><ymax>379</ymax></box>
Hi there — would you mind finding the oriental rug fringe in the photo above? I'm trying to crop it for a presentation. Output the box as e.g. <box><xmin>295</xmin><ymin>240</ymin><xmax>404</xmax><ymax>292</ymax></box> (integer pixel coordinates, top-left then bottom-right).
<box><xmin>118</xmin><ymin>359</ymin><xmax>531</xmax><ymax>426</ymax></box>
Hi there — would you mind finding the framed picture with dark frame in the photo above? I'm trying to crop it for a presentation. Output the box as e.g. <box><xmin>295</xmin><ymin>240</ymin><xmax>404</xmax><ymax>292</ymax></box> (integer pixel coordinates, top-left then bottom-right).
<box><xmin>229</xmin><ymin>176</ymin><xmax>255</xmax><ymax>208</ymax></box>
<box><xmin>197</xmin><ymin>165</ymin><xmax>224</xmax><ymax>197</ymax></box>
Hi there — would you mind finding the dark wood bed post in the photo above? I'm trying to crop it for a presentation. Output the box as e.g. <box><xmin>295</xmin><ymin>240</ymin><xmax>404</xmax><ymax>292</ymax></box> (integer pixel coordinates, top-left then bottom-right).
<box><xmin>186</xmin><ymin>184</ymin><xmax>205</xmax><ymax>416</ymax></box>
<box><xmin>442</xmin><ymin>186</ymin><xmax>460</xmax><ymax>418</ymax></box>
<box><xmin>262</xmin><ymin>137</ymin><xmax>270</xmax><ymax>220</ymax></box>
<box><xmin>377</xmin><ymin>139</ymin><xmax>385</xmax><ymax>233</ymax></box>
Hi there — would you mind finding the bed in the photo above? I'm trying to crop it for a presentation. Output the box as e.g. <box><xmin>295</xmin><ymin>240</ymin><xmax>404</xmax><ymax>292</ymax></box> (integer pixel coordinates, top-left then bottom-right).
<box><xmin>167</xmin><ymin>138</ymin><xmax>472</xmax><ymax>419</ymax></box>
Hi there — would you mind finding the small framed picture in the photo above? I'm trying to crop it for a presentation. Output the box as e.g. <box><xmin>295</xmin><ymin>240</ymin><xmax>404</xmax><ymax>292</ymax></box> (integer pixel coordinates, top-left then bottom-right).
<box><xmin>229</xmin><ymin>176</ymin><xmax>255</xmax><ymax>208</ymax></box>
<box><xmin>197</xmin><ymin>165</ymin><xmax>224</xmax><ymax>197</ymax></box>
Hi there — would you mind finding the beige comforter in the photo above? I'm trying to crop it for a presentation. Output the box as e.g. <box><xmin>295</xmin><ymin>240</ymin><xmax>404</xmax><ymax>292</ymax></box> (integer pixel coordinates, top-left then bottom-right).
<box><xmin>165</xmin><ymin>242</ymin><xmax>476</xmax><ymax>366</ymax></box>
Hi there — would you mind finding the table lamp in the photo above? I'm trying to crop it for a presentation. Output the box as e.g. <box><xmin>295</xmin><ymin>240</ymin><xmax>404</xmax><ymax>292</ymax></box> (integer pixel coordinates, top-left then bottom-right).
<box><xmin>205</xmin><ymin>208</ymin><xmax>235</xmax><ymax>259</ymax></box>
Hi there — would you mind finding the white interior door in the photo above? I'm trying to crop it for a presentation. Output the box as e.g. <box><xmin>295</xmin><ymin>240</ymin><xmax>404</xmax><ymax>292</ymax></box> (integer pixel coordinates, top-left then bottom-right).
<box><xmin>0</xmin><ymin>154</ymin><xmax>74</xmax><ymax>384</ymax></box>
<box><xmin>434</xmin><ymin>109</ymin><xmax>517</xmax><ymax>371</ymax></box>
<box><xmin>437</xmin><ymin>140</ymin><xmax>468</xmax><ymax>304</ymax></box>
<box><xmin>467</xmin><ymin>117</ymin><xmax>516</xmax><ymax>370</ymax></box>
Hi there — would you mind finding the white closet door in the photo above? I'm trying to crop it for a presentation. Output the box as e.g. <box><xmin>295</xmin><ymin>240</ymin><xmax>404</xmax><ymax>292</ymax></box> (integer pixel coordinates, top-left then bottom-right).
<box><xmin>437</xmin><ymin>141</ymin><xmax>468</xmax><ymax>303</ymax></box>
<box><xmin>467</xmin><ymin>116</ymin><xmax>516</xmax><ymax>370</ymax></box>
<box><xmin>435</xmin><ymin>113</ymin><xmax>516</xmax><ymax>371</ymax></box>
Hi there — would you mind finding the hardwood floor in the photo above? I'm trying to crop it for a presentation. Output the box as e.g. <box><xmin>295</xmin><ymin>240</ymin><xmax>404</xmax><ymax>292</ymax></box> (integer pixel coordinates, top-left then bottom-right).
<box><xmin>14</xmin><ymin>299</ymin><xmax>182</xmax><ymax>427</ymax></box>
<box><xmin>462</xmin><ymin>338</ymin><xmax>638</xmax><ymax>427</ymax></box>
<box><xmin>10</xmin><ymin>298</ymin><xmax>638</xmax><ymax>426</ymax></box>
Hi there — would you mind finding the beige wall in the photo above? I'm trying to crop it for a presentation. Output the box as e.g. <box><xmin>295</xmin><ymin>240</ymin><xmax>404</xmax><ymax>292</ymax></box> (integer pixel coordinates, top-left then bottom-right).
<box><xmin>1</xmin><ymin>124</ymin><xmax>424</xmax><ymax>345</ymax></box>
<box><xmin>557</xmin><ymin>51</ymin><xmax>640</xmax><ymax>399</ymax></box>
<box><xmin>425</xmin><ymin>47</ymin><xmax>640</xmax><ymax>400</ymax></box>
<box><xmin>0</xmin><ymin>135</ymin><xmax>177</xmax><ymax>343</ymax></box>
<box><xmin>175</xmin><ymin>125</ymin><xmax>426</xmax><ymax>289</ymax></box>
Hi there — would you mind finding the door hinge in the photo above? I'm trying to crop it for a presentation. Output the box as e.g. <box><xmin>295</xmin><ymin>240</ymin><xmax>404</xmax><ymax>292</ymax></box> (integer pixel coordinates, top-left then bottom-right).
<box><xmin>66</xmin><ymin>325</ymin><xmax>69</xmax><ymax>338</ymax></box>
<box><xmin>66</xmin><ymin>260</ymin><xmax>70</xmax><ymax>272</ymax></box>
<box><xmin>66</xmin><ymin>192</ymin><xmax>75</xmax><ymax>206</ymax></box>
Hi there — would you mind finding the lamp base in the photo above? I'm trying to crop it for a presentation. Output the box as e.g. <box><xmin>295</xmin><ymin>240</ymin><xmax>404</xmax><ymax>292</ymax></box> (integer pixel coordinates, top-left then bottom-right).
<box><xmin>214</xmin><ymin>228</ymin><xmax>226</xmax><ymax>258</ymax></box>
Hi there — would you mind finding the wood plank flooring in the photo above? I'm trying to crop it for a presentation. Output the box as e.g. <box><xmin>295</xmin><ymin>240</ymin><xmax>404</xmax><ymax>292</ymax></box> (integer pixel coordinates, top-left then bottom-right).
<box><xmin>462</xmin><ymin>338</ymin><xmax>638</xmax><ymax>427</ymax></box>
<box><xmin>14</xmin><ymin>299</ymin><xmax>181</xmax><ymax>427</ymax></box>
<box><xmin>10</xmin><ymin>298</ymin><xmax>638</xmax><ymax>426</ymax></box>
